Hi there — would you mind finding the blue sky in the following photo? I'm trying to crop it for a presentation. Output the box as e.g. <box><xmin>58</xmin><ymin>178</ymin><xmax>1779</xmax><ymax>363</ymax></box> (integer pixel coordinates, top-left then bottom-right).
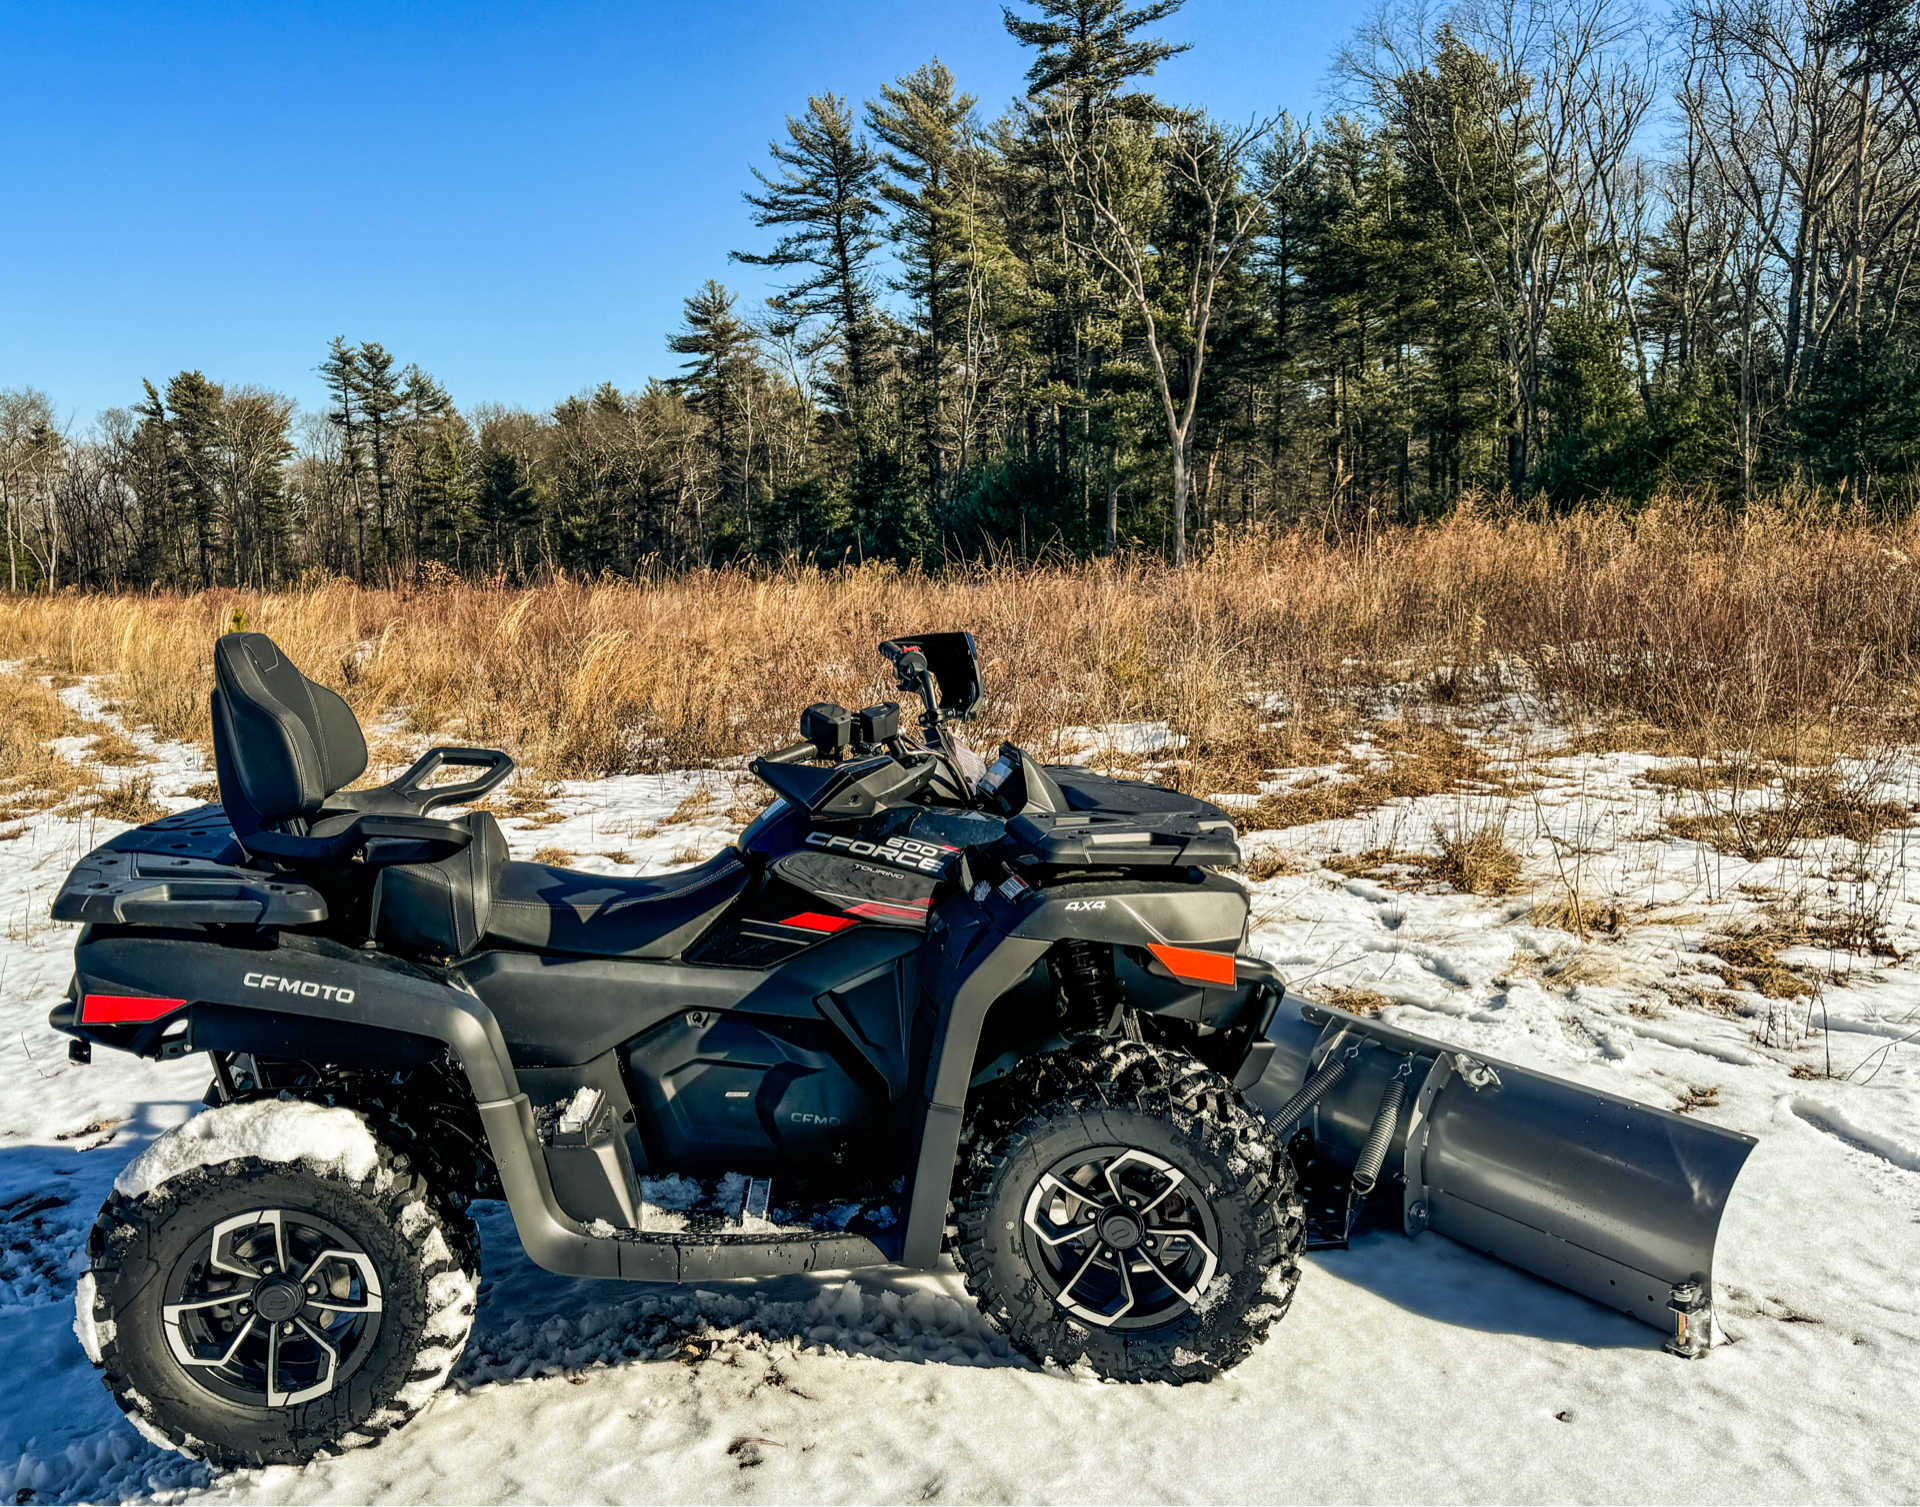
<box><xmin>2</xmin><ymin>1</ymin><xmax>1353</xmax><ymax>425</ymax></box>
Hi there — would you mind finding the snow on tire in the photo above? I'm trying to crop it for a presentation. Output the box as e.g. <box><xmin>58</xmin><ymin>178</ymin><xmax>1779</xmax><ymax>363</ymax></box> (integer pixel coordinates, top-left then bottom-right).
<box><xmin>78</xmin><ymin>1103</ymin><xmax>478</xmax><ymax>1468</ymax></box>
<box><xmin>954</xmin><ymin>1039</ymin><xmax>1302</xmax><ymax>1383</ymax></box>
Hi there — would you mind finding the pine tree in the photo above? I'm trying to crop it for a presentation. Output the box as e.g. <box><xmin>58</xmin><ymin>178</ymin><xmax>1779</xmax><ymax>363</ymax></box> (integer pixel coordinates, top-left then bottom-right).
<box><xmin>164</xmin><ymin>371</ymin><xmax>225</xmax><ymax>588</ymax></box>
<box><xmin>319</xmin><ymin>337</ymin><xmax>367</xmax><ymax>580</ymax></box>
<box><xmin>733</xmin><ymin>95</ymin><xmax>887</xmax><ymax>434</ymax></box>
<box><xmin>869</xmin><ymin>60</ymin><xmax>978</xmax><ymax>511</ymax></box>
<box><xmin>1002</xmin><ymin>0</ymin><xmax>1189</xmax><ymax>113</ymax></box>
<box><xmin>355</xmin><ymin>343</ymin><xmax>403</xmax><ymax>578</ymax></box>
<box><xmin>474</xmin><ymin>414</ymin><xmax>543</xmax><ymax>579</ymax></box>
<box><xmin>668</xmin><ymin>280</ymin><xmax>761</xmax><ymax>541</ymax></box>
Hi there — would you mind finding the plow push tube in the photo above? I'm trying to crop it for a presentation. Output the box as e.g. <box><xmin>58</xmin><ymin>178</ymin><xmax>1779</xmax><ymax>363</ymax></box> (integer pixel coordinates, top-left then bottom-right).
<box><xmin>1258</xmin><ymin>997</ymin><xmax>1756</xmax><ymax>1353</ymax></box>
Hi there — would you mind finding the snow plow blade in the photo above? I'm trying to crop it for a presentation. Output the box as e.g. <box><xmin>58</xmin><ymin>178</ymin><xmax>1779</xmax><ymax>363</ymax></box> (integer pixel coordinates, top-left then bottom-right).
<box><xmin>1255</xmin><ymin>996</ymin><xmax>1756</xmax><ymax>1354</ymax></box>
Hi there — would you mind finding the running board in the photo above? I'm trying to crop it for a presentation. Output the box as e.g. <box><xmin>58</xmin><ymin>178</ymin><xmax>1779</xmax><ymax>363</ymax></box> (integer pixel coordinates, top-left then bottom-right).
<box><xmin>482</xmin><ymin>1096</ymin><xmax>892</xmax><ymax>1282</ymax></box>
<box><xmin>1254</xmin><ymin>997</ymin><xmax>1755</xmax><ymax>1356</ymax></box>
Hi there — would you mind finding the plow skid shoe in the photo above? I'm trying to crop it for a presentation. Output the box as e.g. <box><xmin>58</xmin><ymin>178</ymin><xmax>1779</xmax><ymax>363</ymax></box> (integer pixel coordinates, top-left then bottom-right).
<box><xmin>1255</xmin><ymin>997</ymin><xmax>1756</xmax><ymax>1349</ymax></box>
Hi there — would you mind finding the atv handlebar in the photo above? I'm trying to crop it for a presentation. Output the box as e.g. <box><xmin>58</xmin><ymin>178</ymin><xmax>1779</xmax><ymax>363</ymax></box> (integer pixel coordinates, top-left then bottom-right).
<box><xmin>761</xmin><ymin>738</ymin><xmax>819</xmax><ymax>765</ymax></box>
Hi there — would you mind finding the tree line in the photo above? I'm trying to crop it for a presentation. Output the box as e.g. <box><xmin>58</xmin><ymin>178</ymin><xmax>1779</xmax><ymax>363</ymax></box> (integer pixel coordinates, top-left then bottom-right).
<box><xmin>7</xmin><ymin>0</ymin><xmax>1920</xmax><ymax>590</ymax></box>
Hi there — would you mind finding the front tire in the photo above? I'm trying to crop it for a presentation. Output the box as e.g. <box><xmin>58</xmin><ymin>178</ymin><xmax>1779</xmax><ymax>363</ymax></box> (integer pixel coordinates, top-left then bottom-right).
<box><xmin>81</xmin><ymin>1122</ymin><xmax>478</xmax><ymax>1467</ymax></box>
<box><xmin>954</xmin><ymin>1041</ymin><xmax>1302</xmax><ymax>1382</ymax></box>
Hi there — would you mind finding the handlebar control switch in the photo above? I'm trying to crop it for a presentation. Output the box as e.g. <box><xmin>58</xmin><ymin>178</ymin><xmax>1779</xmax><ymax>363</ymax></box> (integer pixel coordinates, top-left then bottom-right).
<box><xmin>800</xmin><ymin>703</ymin><xmax>853</xmax><ymax>761</ymax></box>
<box><xmin>855</xmin><ymin>702</ymin><xmax>900</xmax><ymax>745</ymax></box>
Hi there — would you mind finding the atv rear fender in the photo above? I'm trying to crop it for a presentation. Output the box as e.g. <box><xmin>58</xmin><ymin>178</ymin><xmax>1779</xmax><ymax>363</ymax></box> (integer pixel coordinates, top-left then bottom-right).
<box><xmin>58</xmin><ymin>929</ymin><xmax>888</xmax><ymax>1282</ymax></box>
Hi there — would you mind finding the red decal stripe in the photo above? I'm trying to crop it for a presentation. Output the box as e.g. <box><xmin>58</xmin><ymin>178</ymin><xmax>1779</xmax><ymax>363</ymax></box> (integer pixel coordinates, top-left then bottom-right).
<box><xmin>81</xmin><ymin>993</ymin><xmax>187</xmax><ymax>1025</ymax></box>
<box><xmin>1147</xmin><ymin>945</ymin><xmax>1237</xmax><ymax>988</ymax></box>
<box><xmin>780</xmin><ymin>912</ymin><xmax>856</xmax><ymax>934</ymax></box>
<box><xmin>844</xmin><ymin>900</ymin><xmax>932</xmax><ymax>923</ymax></box>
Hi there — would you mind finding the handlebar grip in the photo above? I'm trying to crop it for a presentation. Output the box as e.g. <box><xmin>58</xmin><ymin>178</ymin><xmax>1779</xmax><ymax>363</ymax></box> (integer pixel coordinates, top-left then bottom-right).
<box><xmin>763</xmin><ymin>739</ymin><xmax>818</xmax><ymax>765</ymax></box>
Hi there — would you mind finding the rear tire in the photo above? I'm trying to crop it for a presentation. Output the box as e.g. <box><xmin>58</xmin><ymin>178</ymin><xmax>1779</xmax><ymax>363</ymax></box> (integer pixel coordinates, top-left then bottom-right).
<box><xmin>954</xmin><ymin>1040</ymin><xmax>1301</xmax><ymax>1382</ymax></box>
<box><xmin>81</xmin><ymin>1125</ymin><xmax>478</xmax><ymax>1468</ymax></box>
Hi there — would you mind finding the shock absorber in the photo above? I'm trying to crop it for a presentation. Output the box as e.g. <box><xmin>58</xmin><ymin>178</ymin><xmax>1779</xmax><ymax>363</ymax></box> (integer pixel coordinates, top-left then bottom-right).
<box><xmin>1049</xmin><ymin>939</ymin><xmax>1118</xmax><ymax>1037</ymax></box>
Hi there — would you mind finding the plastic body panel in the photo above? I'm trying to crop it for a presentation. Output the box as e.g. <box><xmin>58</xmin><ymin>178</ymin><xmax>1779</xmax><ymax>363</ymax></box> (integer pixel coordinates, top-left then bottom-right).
<box><xmin>627</xmin><ymin>1007</ymin><xmax>889</xmax><ymax>1177</ymax></box>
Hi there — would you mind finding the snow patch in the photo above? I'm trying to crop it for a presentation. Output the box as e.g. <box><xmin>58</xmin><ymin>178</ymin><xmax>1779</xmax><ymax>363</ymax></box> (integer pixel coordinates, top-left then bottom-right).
<box><xmin>72</xmin><ymin>1271</ymin><xmax>104</xmax><ymax>1363</ymax></box>
<box><xmin>114</xmin><ymin>1100</ymin><xmax>381</xmax><ymax>1199</ymax></box>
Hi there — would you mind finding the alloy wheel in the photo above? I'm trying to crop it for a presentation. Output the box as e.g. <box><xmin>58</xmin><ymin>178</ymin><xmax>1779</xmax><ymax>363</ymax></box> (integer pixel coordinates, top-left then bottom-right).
<box><xmin>160</xmin><ymin>1208</ymin><xmax>384</xmax><ymax>1409</ymax></box>
<box><xmin>1022</xmin><ymin>1145</ymin><xmax>1220</xmax><ymax>1329</ymax></box>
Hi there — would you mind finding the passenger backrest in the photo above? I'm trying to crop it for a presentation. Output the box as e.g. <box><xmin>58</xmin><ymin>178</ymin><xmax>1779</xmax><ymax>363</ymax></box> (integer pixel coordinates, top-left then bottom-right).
<box><xmin>211</xmin><ymin>632</ymin><xmax>368</xmax><ymax>826</ymax></box>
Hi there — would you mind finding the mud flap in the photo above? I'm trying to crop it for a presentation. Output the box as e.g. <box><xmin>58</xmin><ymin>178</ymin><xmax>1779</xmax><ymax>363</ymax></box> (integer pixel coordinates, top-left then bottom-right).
<box><xmin>1255</xmin><ymin>996</ymin><xmax>1756</xmax><ymax>1352</ymax></box>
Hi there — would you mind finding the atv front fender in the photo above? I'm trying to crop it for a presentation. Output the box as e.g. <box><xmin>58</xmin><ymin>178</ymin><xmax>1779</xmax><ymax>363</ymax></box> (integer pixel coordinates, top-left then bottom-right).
<box><xmin>896</xmin><ymin>875</ymin><xmax>1271</xmax><ymax>1268</ymax></box>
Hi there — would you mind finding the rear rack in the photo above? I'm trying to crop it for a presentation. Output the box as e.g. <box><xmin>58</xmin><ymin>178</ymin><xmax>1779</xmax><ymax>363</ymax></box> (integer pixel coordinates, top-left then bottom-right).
<box><xmin>53</xmin><ymin>805</ymin><xmax>325</xmax><ymax>927</ymax></box>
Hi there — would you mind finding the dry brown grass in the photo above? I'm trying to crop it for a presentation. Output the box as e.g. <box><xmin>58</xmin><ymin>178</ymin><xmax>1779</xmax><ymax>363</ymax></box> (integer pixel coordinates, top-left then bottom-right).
<box><xmin>0</xmin><ymin>502</ymin><xmax>1909</xmax><ymax>787</ymax></box>
<box><xmin>1316</xmin><ymin>986</ymin><xmax>1395</xmax><ymax>1017</ymax></box>
<box><xmin>530</xmin><ymin>845</ymin><xmax>573</xmax><ymax>866</ymax></box>
<box><xmin>1528</xmin><ymin>891</ymin><xmax>1631</xmax><ymax>935</ymax></box>
<box><xmin>1238</xmin><ymin>847</ymin><xmax>1303</xmax><ymax>881</ymax></box>
<box><xmin>1709</xmin><ymin>922</ymin><xmax>1814</xmax><ymax>998</ymax></box>
<box><xmin>1641</xmin><ymin>760</ymin><xmax>1752</xmax><ymax>792</ymax></box>
<box><xmin>82</xmin><ymin>729</ymin><xmax>149</xmax><ymax>767</ymax></box>
<box><xmin>666</xmin><ymin>789</ymin><xmax>716</xmax><ymax>825</ymax></box>
<box><xmin>1664</xmin><ymin>768</ymin><xmax>1910</xmax><ymax>859</ymax></box>
<box><xmin>88</xmin><ymin>773</ymin><xmax>166</xmax><ymax>825</ymax></box>
<box><xmin>0</xmin><ymin>671</ymin><xmax>100</xmax><ymax>812</ymax></box>
<box><xmin>1422</xmin><ymin>822</ymin><xmax>1524</xmax><ymax>895</ymax></box>
<box><xmin>1245</xmin><ymin>717</ymin><xmax>1497</xmax><ymax>829</ymax></box>
<box><xmin>1324</xmin><ymin>847</ymin><xmax>1424</xmax><ymax>881</ymax></box>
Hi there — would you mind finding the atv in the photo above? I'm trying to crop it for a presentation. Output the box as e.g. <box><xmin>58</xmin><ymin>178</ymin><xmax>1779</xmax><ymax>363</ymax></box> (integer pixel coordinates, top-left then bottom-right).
<box><xmin>52</xmin><ymin>629</ymin><xmax>1759</xmax><ymax>1468</ymax></box>
<box><xmin>53</xmin><ymin>630</ymin><xmax>1301</xmax><ymax>1465</ymax></box>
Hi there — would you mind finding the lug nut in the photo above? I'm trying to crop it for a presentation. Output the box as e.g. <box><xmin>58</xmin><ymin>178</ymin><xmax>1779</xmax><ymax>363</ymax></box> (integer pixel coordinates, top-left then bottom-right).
<box><xmin>282</xmin><ymin>1322</ymin><xmax>295</xmax><ymax>1336</ymax></box>
<box><xmin>260</xmin><ymin>1263</ymin><xmax>275</xmax><ymax>1275</ymax></box>
<box><xmin>306</xmin><ymin>1283</ymin><xmax>319</xmax><ymax>1296</ymax></box>
<box><xmin>238</xmin><ymin>1302</ymin><xmax>250</xmax><ymax>1314</ymax></box>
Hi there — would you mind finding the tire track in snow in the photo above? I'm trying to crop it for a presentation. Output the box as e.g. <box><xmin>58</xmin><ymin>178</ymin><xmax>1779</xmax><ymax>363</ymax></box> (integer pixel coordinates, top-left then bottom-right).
<box><xmin>1790</xmin><ymin>1097</ymin><xmax>1920</xmax><ymax>1174</ymax></box>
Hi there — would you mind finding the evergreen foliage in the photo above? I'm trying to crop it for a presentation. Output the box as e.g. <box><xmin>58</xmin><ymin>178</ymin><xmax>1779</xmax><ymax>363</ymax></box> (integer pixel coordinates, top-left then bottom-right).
<box><xmin>10</xmin><ymin>0</ymin><xmax>1920</xmax><ymax>589</ymax></box>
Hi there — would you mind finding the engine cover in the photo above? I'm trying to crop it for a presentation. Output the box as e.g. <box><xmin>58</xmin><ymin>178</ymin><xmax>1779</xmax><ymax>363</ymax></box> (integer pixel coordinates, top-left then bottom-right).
<box><xmin>626</xmin><ymin>1009</ymin><xmax>886</xmax><ymax>1177</ymax></box>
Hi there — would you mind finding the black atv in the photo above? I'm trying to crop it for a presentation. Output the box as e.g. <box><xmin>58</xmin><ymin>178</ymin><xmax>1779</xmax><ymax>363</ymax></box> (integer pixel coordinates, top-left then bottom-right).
<box><xmin>53</xmin><ymin>630</ymin><xmax>1301</xmax><ymax>1466</ymax></box>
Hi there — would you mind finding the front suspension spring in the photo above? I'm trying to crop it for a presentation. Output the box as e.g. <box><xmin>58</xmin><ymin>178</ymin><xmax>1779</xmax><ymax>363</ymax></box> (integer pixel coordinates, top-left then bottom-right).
<box><xmin>1049</xmin><ymin>938</ymin><xmax>1118</xmax><ymax>1037</ymax></box>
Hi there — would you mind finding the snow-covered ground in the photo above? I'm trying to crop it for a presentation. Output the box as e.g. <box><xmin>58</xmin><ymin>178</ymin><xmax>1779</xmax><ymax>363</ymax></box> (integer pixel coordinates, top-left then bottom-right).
<box><xmin>3</xmin><ymin>678</ymin><xmax>1918</xmax><ymax>1503</ymax></box>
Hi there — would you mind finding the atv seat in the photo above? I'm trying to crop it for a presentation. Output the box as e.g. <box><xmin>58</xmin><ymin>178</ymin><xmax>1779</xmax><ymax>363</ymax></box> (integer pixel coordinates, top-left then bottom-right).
<box><xmin>378</xmin><ymin>844</ymin><xmax>748</xmax><ymax>962</ymax></box>
<box><xmin>487</xmin><ymin>851</ymin><xmax>747</xmax><ymax>957</ymax></box>
<box><xmin>211</xmin><ymin>632</ymin><xmax>745</xmax><ymax>962</ymax></box>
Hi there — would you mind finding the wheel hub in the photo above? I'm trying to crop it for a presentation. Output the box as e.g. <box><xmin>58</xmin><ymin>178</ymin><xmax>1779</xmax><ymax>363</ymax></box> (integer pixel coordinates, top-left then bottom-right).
<box><xmin>251</xmin><ymin>1277</ymin><xmax>305</xmax><ymax>1323</ymax></box>
<box><xmin>1097</xmin><ymin>1207</ymin><xmax>1145</xmax><ymax>1250</ymax></box>
<box><xmin>1023</xmin><ymin>1145</ymin><xmax>1221</xmax><ymax>1330</ymax></box>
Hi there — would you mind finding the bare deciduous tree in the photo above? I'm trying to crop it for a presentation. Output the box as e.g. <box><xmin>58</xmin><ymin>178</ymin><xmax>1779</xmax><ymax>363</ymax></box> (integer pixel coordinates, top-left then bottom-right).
<box><xmin>1044</xmin><ymin>104</ymin><xmax>1281</xmax><ymax>561</ymax></box>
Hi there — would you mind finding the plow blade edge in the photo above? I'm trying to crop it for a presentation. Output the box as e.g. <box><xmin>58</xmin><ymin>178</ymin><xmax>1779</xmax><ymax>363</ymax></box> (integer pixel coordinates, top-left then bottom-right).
<box><xmin>1255</xmin><ymin>997</ymin><xmax>1756</xmax><ymax>1349</ymax></box>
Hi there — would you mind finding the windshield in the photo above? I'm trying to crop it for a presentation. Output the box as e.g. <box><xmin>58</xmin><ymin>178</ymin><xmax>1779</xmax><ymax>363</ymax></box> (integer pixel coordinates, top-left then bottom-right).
<box><xmin>939</xmin><ymin>726</ymin><xmax>990</xmax><ymax>792</ymax></box>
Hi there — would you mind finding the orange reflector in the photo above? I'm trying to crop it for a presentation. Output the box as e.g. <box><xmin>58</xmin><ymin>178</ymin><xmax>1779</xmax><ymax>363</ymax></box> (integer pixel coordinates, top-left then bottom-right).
<box><xmin>81</xmin><ymin>993</ymin><xmax>187</xmax><ymax>1025</ymax></box>
<box><xmin>1147</xmin><ymin>944</ymin><xmax>1237</xmax><ymax>987</ymax></box>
